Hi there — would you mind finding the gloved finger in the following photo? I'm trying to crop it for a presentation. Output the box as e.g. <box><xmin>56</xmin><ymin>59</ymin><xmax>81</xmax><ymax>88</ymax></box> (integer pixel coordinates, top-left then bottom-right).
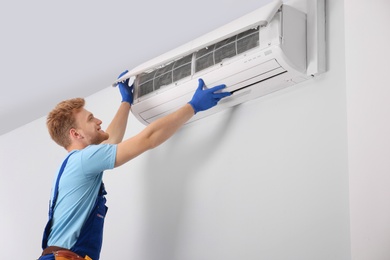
<box><xmin>197</xmin><ymin>78</ymin><xmax>205</xmax><ymax>91</ymax></box>
<box><xmin>208</xmin><ymin>84</ymin><xmax>227</xmax><ymax>93</ymax></box>
<box><xmin>118</xmin><ymin>70</ymin><xmax>128</xmax><ymax>79</ymax></box>
<box><xmin>118</xmin><ymin>80</ymin><xmax>129</xmax><ymax>88</ymax></box>
<box><xmin>213</xmin><ymin>91</ymin><xmax>232</xmax><ymax>99</ymax></box>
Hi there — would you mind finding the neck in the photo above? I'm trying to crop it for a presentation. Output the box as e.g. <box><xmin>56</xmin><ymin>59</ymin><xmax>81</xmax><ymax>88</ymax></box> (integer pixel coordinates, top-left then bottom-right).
<box><xmin>66</xmin><ymin>143</ymin><xmax>87</xmax><ymax>152</ymax></box>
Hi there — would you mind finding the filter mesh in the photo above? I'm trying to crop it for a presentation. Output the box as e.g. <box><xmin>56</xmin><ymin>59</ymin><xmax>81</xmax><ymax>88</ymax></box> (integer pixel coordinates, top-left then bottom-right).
<box><xmin>135</xmin><ymin>27</ymin><xmax>259</xmax><ymax>98</ymax></box>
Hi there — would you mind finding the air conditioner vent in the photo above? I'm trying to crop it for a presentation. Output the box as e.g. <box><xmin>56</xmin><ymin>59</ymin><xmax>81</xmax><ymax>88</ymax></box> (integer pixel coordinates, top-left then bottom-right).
<box><xmin>195</xmin><ymin>27</ymin><xmax>259</xmax><ymax>73</ymax></box>
<box><xmin>172</xmin><ymin>54</ymin><xmax>192</xmax><ymax>82</ymax></box>
<box><xmin>136</xmin><ymin>54</ymin><xmax>193</xmax><ymax>98</ymax></box>
<box><xmin>135</xmin><ymin>27</ymin><xmax>260</xmax><ymax>99</ymax></box>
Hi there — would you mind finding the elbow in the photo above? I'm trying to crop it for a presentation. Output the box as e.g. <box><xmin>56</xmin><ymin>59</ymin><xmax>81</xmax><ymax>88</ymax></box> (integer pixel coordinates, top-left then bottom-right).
<box><xmin>141</xmin><ymin>127</ymin><xmax>163</xmax><ymax>150</ymax></box>
<box><xmin>145</xmin><ymin>136</ymin><xmax>160</xmax><ymax>150</ymax></box>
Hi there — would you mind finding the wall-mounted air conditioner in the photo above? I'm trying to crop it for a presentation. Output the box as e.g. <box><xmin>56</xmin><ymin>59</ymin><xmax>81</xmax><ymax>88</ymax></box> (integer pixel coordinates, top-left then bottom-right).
<box><xmin>113</xmin><ymin>0</ymin><xmax>326</xmax><ymax>125</ymax></box>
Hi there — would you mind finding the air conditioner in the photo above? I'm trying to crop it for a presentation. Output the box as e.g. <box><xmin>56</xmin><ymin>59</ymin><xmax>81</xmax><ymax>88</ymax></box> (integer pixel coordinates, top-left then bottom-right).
<box><xmin>113</xmin><ymin>0</ymin><xmax>326</xmax><ymax>125</ymax></box>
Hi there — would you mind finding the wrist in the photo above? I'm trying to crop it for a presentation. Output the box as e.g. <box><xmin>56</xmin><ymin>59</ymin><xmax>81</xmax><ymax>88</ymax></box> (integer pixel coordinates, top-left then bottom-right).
<box><xmin>121</xmin><ymin>98</ymin><xmax>133</xmax><ymax>105</ymax></box>
<box><xmin>187</xmin><ymin>102</ymin><xmax>197</xmax><ymax>114</ymax></box>
<box><xmin>121</xmin><ymin>101</ymin><xmax>132</xmax><ymax>109</ymax></box>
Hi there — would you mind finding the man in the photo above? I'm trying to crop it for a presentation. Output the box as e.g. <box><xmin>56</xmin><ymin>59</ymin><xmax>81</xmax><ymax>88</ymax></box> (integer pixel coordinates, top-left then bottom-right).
<box><xmin>38</xmin><ymin>72</ymin><xmax>231</xmax><ymax>260</ymax></box>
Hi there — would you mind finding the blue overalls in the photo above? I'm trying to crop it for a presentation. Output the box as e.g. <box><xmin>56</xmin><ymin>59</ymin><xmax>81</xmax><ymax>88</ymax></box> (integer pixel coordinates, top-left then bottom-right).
<box><xmin>40</xmin><ymin>153</ymin><xmax>108</xmax><ymax>260</ymax></box>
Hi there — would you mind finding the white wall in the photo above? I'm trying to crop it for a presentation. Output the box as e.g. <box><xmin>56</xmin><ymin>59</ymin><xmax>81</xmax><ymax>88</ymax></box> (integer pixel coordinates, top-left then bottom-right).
<box><xmin>345</xmin><ymin>0</ymin><xmax>390</xmax><ymax>259</ymax></box>
<box><xmin>0</xmin><ymin>0</ymin><xmax>354</xmax><ymax>259</ymax></box>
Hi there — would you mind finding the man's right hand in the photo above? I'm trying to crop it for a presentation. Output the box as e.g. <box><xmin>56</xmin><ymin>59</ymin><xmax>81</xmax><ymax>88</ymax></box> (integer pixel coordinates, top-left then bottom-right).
<box><xmin>188</xmin><ymin>78</ymin><xmax>231</xmax><ymax>114</ymax></box>
<box><xmin>117</xmin><ymin>70</ymin><xmax>134</xmax><ymax>104</ymax></box>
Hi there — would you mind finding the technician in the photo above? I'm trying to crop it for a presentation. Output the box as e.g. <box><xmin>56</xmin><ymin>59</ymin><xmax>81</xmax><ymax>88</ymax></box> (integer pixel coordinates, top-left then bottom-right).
<box><xmin>38</xmin><ymin>71</ymin><xmax>231</xmax><ymax>260</ymax></box>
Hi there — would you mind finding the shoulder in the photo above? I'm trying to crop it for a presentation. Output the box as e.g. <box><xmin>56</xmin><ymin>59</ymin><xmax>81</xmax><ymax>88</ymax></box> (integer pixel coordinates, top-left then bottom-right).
<box><xmin>77</xmin><ymin>144</ymin><xmax>117</xmax><ymax>173</ymax></box>
<box><xmin>75</xmin><ymin>144</ymin><xmax>117</xmax><ymax>159</ymax></box>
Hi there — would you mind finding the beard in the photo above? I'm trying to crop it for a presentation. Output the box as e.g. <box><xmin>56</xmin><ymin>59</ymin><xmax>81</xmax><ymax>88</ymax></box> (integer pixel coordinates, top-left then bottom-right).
<box><xmin>91</xmin><ymin>130</ymin><xmax>109</xmax><ymax>145</ymax></box>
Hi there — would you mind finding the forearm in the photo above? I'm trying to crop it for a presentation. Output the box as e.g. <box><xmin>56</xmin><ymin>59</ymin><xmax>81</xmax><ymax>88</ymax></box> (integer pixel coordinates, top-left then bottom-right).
<box><xmin>114</xmin><ymin>103</ymin><xmax>194</xmax><ymax>167</ymax></box>
<box><xmin>144</xmin><ymin>103</ymin><xmax>195</xmax><ymax>148</ymax></box>
<box><xmin>104</xmin><ymin>102</ymin><xmax>131</xmax><ymax>144</ymax></box>
<box><xmin>113</xmin><ymin>78</ymin><xmax>230</xmax><ymax>167</ymax></box>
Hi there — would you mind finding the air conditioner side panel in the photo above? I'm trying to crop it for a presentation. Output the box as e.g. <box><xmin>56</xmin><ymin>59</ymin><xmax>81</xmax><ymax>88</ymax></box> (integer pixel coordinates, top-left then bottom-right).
<box><xmin>280</xmin><ymin>5</ymin><xmax>307</xmax><ymax>73</ymax></box>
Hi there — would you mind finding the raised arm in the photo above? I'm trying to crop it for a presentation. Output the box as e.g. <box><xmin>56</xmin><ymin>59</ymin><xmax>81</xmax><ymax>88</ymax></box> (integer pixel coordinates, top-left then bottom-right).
<box><xmin>114</xmin><ymin>78</ymin><xmax>231</xmax><ymax>167</ymax></box>
<box><xmin>103</xmin><ymin>102</ymin><xmax>131</xmax><ymax>144</ymax></box>
<box><xmin>103</xmin><ymin>71</ymin><xmax>133</xmax><ymax>144</ymax></box>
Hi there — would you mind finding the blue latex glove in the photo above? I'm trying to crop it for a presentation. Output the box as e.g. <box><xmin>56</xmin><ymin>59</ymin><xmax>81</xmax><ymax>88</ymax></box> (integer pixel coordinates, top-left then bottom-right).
<box><xmin>117</xmin><ymin>70</ymin><xmax>133</xmax><ymax>104</ymax></box>
<box><xmin>188</xmin><ymin>78</ymin><xmax>231</xmax><ymax>114</ymax></box>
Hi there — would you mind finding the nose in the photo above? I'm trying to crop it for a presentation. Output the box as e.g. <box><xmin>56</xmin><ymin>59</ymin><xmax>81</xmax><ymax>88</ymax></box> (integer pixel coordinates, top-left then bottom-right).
<box><xmin>95</xmin><ymin>118</ymin><xmax>102</xmax><ymax>125</ymax></box>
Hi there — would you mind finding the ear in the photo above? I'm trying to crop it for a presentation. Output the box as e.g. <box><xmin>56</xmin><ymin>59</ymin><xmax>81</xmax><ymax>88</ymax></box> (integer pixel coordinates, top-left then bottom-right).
<box><xmin>69</xmin><ymin>128</ymin><xmax>83</xmax><ymax>139</ymax></box>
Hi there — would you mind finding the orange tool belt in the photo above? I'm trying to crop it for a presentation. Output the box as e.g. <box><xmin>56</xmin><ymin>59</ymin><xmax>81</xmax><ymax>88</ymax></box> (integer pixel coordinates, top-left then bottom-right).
<box><xmin>42</xmin><ymin>246</ymin><xmax>92</xmax><ymax>260</ymax></box>
<box><xmin>54</xmin><ymin>250</ymin><xmax>91</xmax><ymax>260</ymax></box>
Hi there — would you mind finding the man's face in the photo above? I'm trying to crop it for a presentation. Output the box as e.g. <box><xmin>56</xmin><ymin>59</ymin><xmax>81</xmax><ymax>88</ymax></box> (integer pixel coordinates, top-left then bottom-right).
<box><xmin>73</xmin><ymin>108</ymin><xmax>109</xmax><ymax>145</ymax></box>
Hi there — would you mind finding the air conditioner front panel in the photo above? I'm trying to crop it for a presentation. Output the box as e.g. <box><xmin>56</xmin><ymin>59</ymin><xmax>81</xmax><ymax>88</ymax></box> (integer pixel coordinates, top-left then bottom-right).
<box><xmin>132</xmin><ymin>48</ymin><xmax>302</xmax><ymax>125</ymax></box>
<box><xmin>132</xmin><ymin>52</ymin><xmax>281</xmax><ymax>120</ymax></box>
<box><xmin>136</xmin><ymin>69</ymin><xmax>298</xmax><ymax>125</ymax></box>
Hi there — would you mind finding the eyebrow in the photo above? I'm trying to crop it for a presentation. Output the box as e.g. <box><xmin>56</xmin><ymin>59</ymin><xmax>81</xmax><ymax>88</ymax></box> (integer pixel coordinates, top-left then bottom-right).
<box><xmin>87</xmin><ymin>113</ymin><xmax>94</xmax><ymax>120</ymax></box>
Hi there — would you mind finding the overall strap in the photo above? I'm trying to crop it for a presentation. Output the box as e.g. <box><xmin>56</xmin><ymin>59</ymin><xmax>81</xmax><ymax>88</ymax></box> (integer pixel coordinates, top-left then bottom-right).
<box><xmin>48</xmin><ymin>151</ymin><xmax>75</xmax><ymax>218</ymax></box>
<box><xmin>42</xmin><ymin>151</ymin><xmax>77</xmax><ymax>250</ymax></box>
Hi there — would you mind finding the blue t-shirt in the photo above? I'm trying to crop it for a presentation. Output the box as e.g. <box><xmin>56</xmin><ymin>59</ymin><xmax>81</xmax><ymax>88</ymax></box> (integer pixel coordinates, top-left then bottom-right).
<box><xmin>47</xmin><ymin>144</ymin><xmax>117</xmax><ymax>249</ymax></box>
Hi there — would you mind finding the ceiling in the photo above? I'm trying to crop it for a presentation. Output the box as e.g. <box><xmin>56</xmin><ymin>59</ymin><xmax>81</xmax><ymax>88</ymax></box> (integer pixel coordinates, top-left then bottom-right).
<box><xmin>0</xmin><ymin>0</ymin><xmax>273</xmax><ymax>136</ymax></box>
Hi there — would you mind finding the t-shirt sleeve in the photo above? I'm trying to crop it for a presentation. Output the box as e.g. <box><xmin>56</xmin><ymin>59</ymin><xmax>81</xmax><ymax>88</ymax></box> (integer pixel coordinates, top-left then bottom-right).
<box><xmin>79</xmin><ymin>144</ymin><xmax>117</xmax><ymax>178</ymax></box>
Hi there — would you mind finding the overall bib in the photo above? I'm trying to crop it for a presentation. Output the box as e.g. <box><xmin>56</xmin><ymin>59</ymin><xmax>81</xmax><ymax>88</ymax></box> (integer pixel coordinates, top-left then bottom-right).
<box><xmin>40</xmin><ymin>153</ymin><xmax>108</xmax><ymax>260</ymax></box>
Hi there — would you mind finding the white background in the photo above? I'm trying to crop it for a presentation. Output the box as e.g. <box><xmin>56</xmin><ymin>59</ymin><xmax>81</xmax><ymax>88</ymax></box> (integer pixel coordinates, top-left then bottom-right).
<box><xmin>345</xmin><ymin>0</ymin><xmax>390</xmax><ymax>259</ymax></box>
<box><xmin>0</xmin><ymin>0</ymin><xmax>389</xmax><ymax>259</ymax></box>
